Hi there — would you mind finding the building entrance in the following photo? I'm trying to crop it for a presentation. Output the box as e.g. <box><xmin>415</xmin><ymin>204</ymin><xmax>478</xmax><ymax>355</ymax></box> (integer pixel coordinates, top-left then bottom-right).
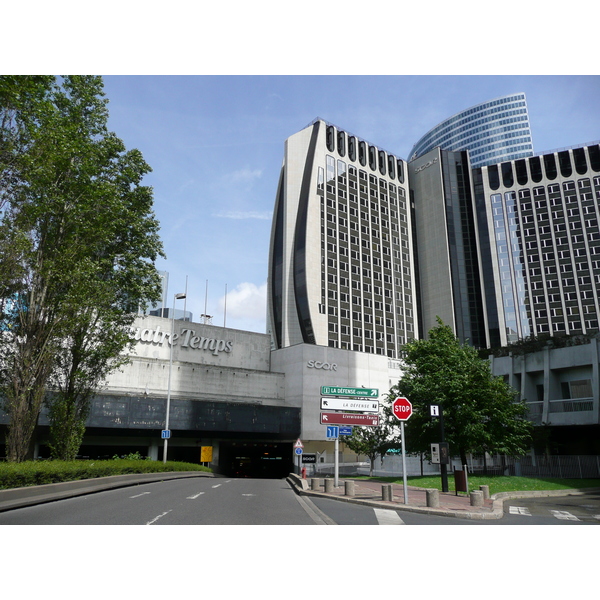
<box><xmin>218</xmin><ymin>441</ymin><xmax>293</xmax><ymax>478</ymax></box>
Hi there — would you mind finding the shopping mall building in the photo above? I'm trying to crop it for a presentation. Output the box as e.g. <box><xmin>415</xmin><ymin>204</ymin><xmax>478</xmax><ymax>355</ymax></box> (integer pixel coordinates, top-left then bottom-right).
<box><xmin>2</xmin><ymin>94</ymin><xmax>599</xmax><ymax>472</ymax></box>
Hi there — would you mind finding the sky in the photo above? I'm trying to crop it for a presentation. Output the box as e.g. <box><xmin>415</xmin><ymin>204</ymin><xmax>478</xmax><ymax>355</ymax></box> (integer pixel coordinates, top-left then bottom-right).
<box><xmin>100</xmin><ymin>75</ymin><xmax>600</xmax><ymax>333</ymax></box>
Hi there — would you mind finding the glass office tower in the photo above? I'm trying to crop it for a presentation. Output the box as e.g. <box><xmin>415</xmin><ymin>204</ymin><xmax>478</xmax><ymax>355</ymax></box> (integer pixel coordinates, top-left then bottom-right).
<box><xmin>410</xmin><ymin>93</ymin><xmax>534</xmax><ymax>168</ymax></box>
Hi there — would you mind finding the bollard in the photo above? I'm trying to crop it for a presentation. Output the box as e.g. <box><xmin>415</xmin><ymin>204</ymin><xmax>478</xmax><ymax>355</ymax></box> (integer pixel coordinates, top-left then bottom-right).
<box><xmin>479</xmin><ymin>485</ymin><xmax>490</xmax><ymax>499</ymax></box>
<box><xmin>426</xmin><ymin>488</ymin><xmax>440</xmax><ymax>508</ymax></box>
<box><xmin>324</xmin><ymin>478</ymin><xmax>334</xmax><ymax>493</ymax></box>
<box><xmin>310</xmin><ymin>478</ymin><xmax>320</xmax><ymax>491</ymax></box>
<box><xmin>470</xmin><ymin>490</ymin><xmax>484</xmax><ymax>507</ymax></box>
<box><xmin>344</xmin><ymin>480</ymin><xmax>355</xmax><ymax>496</ymax></box>
<box><xmin>382</xmin><ymin>484</ymin><xmax>393</xmax><ymax>501</ymax></box>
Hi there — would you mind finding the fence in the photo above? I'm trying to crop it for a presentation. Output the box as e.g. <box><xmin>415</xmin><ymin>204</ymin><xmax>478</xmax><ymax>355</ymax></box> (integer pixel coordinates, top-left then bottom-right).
<box><xmin>306</xmin><ymin>452</ymin><xmax>600</xmax><ymax>479</ymax></box>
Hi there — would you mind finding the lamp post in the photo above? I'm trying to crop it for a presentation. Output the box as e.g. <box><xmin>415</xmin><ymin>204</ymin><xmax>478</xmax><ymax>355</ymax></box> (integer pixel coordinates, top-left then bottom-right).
<box><xmin>163</xmin><ymin>292</ymin><xmax>186</xmax><ymax>463</ymax></box>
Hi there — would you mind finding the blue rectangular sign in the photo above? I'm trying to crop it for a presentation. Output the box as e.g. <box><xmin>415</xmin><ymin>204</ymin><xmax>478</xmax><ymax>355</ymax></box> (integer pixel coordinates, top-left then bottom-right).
<box><xmin>339</xmin><ymin>426</ymin><xmax>353</xmax><ymax>436</ymax></box>
<box><xmin>326</xmin><ymin>425</ymin><xmax>339</xmax><ymax>439</ymax></box>
<box><xmin>161</xmin><ymin>430</ymin><xmax>171</xmax><ymax>439</ymax></box>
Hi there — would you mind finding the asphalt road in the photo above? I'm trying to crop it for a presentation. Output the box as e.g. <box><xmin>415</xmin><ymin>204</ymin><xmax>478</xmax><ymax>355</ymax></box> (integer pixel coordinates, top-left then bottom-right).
<box><xmin>0</xmin><ymin>478</ymin><xmax>598</xmax><ymax>525</ymax></box>
<box><xmin>0</xmin><ymin>477</ymin><xmax>321</xmax><ymax>525</ymax></box>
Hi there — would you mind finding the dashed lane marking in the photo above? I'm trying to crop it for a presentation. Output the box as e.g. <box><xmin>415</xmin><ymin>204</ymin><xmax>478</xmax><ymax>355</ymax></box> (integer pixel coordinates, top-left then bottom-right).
<box><xmin>212</xmin><ymin>484</ymin><xmax>221</xmax><ymax>489</ymax></box>
<box><xmin>374</xmin><ymin>508</ymin><xmax>405</xmax><ymax>525</ymax></box>
<box><xmin>130</xmin><ymin>492</ymin><xmax>151</xmax><ymax>498</ymax></box>
<box><xmin>187</xmin><ymin>492</ymin><xmax>205</xmax><ymax>499</ymax></box>
<box><xmin>146</xmin><ymin>510</ymin><xmax>172</xmax><ymax>525</ymax></box>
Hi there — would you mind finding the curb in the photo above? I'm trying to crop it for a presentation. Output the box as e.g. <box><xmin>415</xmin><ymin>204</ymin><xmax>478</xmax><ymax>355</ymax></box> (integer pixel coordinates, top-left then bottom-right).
<box><xmin>0</xmin><ymin>471</ymin><xmax>216</xmax><ymax>513</ymax></box>
<box><xmin>286</xmin><ymin>475</ymin><xmax>600</xmax><ymax>521</ymax></box>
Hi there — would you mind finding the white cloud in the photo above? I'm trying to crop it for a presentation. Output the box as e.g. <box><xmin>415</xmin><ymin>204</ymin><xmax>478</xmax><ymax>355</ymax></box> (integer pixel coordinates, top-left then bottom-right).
<box><xmin>228</xmin><ymin>168</ymin><xmax>263</xmax><ymax>182</ymax></box>
<box><xmin>220</xmin><ymin>281</ymin><xmax>267</xmax><ymax>322</ymax></box>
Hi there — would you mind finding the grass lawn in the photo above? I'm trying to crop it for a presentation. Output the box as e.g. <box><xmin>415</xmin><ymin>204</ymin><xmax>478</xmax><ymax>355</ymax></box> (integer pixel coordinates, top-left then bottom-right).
<box><xmin>350</xmin><ymin>474</ymin><xmax>600</xmax><ymax>495</ymax></box>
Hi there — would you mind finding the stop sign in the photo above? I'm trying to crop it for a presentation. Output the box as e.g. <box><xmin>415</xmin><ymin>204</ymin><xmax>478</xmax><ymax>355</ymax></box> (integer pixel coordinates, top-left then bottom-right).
<box><xmin>392</xmin><ymin>397</ymin><xmax>412</xmax><ymax>421</ymax></box>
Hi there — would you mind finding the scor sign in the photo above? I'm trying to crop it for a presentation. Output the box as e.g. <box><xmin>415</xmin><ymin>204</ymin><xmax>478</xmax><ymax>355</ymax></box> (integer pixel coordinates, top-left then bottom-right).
<box><xmin>392</xmin><ymin>397</ymin><xmax>413</xmax><ymax>421</ymax></box>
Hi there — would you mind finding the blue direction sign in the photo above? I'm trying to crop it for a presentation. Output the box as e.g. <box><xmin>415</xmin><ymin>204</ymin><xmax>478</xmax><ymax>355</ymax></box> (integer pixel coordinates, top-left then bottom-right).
<box><xmin>326</xmin><ymin>425</ymin><xmax>340</xmax><ymax>439</ymax></box>
<box><xmin>161</xmin><ymin>430</ymin><xmax>171</xmax><ymax>439</ymax></box>
<box><xmin>339</xmin><ymin>426</ymin><xmax>353</xmax><ymax>436</ymax></box>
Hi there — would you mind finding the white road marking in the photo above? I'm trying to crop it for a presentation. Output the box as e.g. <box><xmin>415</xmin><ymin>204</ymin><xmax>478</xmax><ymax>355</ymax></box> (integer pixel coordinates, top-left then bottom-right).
<box><xmin>187</xmin><ymin>492</ymin><xmax>205</xmax><ymax>499</ymax></box>
<box><xmin>550</xmin><ymin>510</ymin><xmax>580</xmax><ymax>521</ymax></box>
<box><xmin>374</xmin><ymin>508</ymin><xmax>405</xmax><ymax>525</ymax></box>
<box><xmin>509</xmin><ymin>506</ymin><xmax>532</xmax><ymax>516</ymax></box>
<box><xmin>212</xmin><ymin>484</ymin><xmax>221</xmax><ymax>488</ymax></box>
<box><xmin>242</xmin><ymin>494</ymin><xmax>255</xmax><ymax>497</ymax></box>
<box><xmin>146</xmin><ymin>510</ymin><xmax>172</xmax><ymax>525</ymax></box>
<box><xmin>130</xmin><ymin>492</ymin><xmax>151</xmax><ymax>498</ymax></box>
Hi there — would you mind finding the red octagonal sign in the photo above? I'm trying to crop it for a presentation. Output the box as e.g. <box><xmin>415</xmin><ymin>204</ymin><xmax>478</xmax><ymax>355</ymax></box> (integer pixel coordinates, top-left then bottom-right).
<box><xmin>392</xmin><ymin>397</ymin><xmax>413</xmax><ymax>421</ymax></box>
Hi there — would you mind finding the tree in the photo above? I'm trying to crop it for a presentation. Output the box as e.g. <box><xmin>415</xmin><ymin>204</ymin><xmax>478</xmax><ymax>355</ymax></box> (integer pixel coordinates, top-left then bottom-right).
<box><xmin>0</xmin><ymin>76</ymin><xmax>164</xmax><ymax>461</ymax></box>
<box><xmin>390</xmin><ymin>318</ymin><xmax>532</xmax><ymax>466</ymax></box>
<box><xmin>344</xmin><ymin>399</ymin><xmax>402</xmax><ymax>476</ymax></box>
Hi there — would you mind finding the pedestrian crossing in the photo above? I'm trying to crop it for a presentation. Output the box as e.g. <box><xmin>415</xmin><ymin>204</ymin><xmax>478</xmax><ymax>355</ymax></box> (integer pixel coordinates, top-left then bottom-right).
<box><xmin>509</xmin><ymin>505</ymin><xmax>600</xmax><ymax>522</ymax></box>
<box><xmin>373</xmin><ymin>508</ymin><xmax>405</xmax><ymax>525</ymax></box>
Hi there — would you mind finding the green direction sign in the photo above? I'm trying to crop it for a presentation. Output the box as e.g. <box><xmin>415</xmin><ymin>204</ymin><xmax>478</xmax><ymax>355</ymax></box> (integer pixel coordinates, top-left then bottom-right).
<box><xmin>321</xmin><ymin>386</ymin><xmax>379</xmax><ymax>398</ymax></box>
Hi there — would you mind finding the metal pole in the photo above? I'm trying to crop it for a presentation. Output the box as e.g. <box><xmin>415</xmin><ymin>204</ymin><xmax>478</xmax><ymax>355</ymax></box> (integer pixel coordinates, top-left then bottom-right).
<box><xmin>163</xmin><ymin>292</ymin><xmax>186</xmax><ymax>463</ymax></box>
<box><xmin>401</xmin><ymin>421</ymin><xmax>408</xmax><ymax>504</ymax></box>
<box><xmin>334</xmin><ymin>435</ymin><xmax>339</xmax><ymax>487</ymax></box>
<box><xmin>439</xmin><ymin>406</ymin><xmax>449</xmax><ymax>493</ymax></box>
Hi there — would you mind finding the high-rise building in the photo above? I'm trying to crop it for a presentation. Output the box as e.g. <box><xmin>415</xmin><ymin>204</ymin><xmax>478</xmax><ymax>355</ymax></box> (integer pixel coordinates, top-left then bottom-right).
<box><xmin>410</xmin><ymin>93</ymin><xmax>534</xmax><ymax>168</ymax></box>
<box><xmin>473</xmin><ymin>143</ymin><xmax>600</xmax><ymax>347</ymax></box>
<box><xmin>268</xmin><ymin>118</ymin><xmax>417</xmax><ymax>358</ymax></box>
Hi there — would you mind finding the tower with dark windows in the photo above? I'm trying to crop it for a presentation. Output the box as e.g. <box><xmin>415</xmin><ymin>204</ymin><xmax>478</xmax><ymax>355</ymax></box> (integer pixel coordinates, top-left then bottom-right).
<box><xmin>410</xmin><ymin>93</ymin><xmax>534</xmax><ymax>168</ymax></box>
<box><xmin>268</xmin><ymin>118</ymin><xmax>417</xmax><ymax>357</ymax></box>
<box><xmin>473</xmin><ymin>143</ymin><xmax>600</xmax><ymax>347</ymax></box>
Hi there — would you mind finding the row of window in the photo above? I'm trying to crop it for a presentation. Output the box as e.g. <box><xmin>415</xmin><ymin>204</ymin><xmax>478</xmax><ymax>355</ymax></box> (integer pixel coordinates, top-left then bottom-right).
<box><xmin>325</xmin><ymin>125</ymin><xmax>405</xmax><ymax>183</ymax></box>
<box><xmin>486</xmin><ymin>145</ymin><xmax>600</xmax><ymax>189</ymax></box>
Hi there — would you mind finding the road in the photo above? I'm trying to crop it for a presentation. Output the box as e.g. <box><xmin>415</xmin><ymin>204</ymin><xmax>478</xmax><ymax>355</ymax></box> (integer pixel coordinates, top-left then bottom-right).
<box><xmin>0</xmin><ymin>477</ymin><xmax>598</xmax><ymax>525</ymax></box>
<box><xmin>0</xmin><ymin>477</ymin><xmax>320</xmax><ymax>525</ymax></box>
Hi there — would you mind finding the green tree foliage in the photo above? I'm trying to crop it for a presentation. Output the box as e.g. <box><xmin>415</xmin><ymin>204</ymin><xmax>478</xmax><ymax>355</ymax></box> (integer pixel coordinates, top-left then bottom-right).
<box><xmin>344</xmin><ymin>398</ymin><xmax>402</xmax><ymax>476</ymax></box>
<box><xmin>390</xmin><ymin>318</ymin><xmax>532</xmax><ymax>465</ymax></box>
<box><xmin>0</xmin><ymin>76</ymin><xmax>164</xmax><ymax>461</ymax></box>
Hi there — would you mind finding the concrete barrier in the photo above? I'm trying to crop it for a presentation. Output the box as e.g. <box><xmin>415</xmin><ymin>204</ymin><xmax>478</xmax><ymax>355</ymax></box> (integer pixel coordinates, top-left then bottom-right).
<box><xmin>470</xmin><ymin>490</ymin><xmax>484</xmax><ymax>507</ymax></box>
<box><xmin>426</xmin><ymin>488</ymin><xmax>440</xmax><ymax>508</ymax></box>
<box><xmin>344</xmin><ymin>480</ymin><xmax>355</xmax><ymax>496</ymax></box>
<box><xmin>382</xmin><ymin>484</ymin><xmax>393</xmax><ymax>501</ymax></box>
<box><xmin>311</xmin><ymin>478</ymin><xmax>321</xmax><ymax>491</ymax></box>
<box><xmin>324</xmin><ymin>478</ymin><xmax>334</xmax><ymax>493</ymax></box>
<box><xmin>479</xmin><ymin>485</ymin><xmax>490</xmax><ymax>499</ymax></box>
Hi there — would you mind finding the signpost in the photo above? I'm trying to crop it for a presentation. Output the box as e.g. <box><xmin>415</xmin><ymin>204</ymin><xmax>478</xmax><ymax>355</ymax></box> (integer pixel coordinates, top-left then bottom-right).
<box><xmin>430</xmin><ymin>405</ymin><xmax>449</xmax><ymax>492</ymax></box>
<box><xmin>320</xmin><ymin>397</ymin><xmax>379</xmax><ymax>413</ymax></box>
<box><xmin>392</xmin><ymin>397</ymin><xmax>412</xmax><ymax>504</ymax></box>
<box><xmin>320</xmin><ymin>412</ymin><xmax>379</xmax><ymax>426</ymax></box>
<box><xmin>321</xmin><ymin>386</ymin><xmax>379</xmax><ymax>398</ymax></box>
<box><xmin>321</xmin><ymin>385</ymin><xmax>380</xmax><ymax>487</ymax></box>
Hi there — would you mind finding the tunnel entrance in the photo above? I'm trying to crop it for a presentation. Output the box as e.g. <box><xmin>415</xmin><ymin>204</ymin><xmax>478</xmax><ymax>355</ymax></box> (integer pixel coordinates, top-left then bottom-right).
<box><xmin>219</xmin><ymin>441</ymin><xmax>293</xmax><ymax>478</ymax></box>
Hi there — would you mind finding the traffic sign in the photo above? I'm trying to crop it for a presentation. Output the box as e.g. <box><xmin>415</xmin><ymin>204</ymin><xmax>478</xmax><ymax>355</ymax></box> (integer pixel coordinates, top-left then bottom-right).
<box><xmin>339</xmin><ymin>426</ymin><xmax>353</xmax><ymax>436</ymax></box>
<box><xmin>161</xmin><ymin>430</ymin><xmax>171</xmax><ymax>439</ymax></box>
<box><xmin>321</xmin><ymin>386</ymin><xmax>379</xmax><ymax>398</ymax></box>
<box><xmin>326</xmin><ymin>425</ymin><xmax>339</xmax><ymax>439</ymax></box>
<box><xmin>392</xmin><ymin>397</ymin><xmax>413</xmax><ymax>421</ymax></box>
<box><xmin>301</xmin><ymin>453</ymin><xmax>317</xmax><ymax>464</ymax></box>
<box><xmin>430</xmin><ymin>405</ymin><xmax>440</xmax><ymax>417</ymax></box>
<box><xmin>320</xmin><ymin>397</ymin><xmax>379</xmax><ymax>413</ymax></box>
<box><xmin>321</xmin><ymin>412</ymin><xmax>379</xmax><ymax>426</ymax></box>
<box><xmin>294</xmin><ymin>438</ymin><xmax>304</xmax><ymax>448</ymax></box>
<box><xmin>295</xmin><ymin>447</ymin><xmax>303</xmax><ymax>455</ymax></box>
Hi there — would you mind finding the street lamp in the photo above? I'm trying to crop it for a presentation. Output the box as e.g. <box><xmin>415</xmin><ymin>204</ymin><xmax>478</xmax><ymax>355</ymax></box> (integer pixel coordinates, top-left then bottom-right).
<box><xmin>163</xmin><ymin>292</ymin><xmax>187</xmax><ymax>463</ymax></box>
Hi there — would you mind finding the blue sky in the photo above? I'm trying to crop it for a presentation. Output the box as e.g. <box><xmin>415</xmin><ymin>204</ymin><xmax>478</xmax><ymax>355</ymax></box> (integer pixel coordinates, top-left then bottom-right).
<box><xmin>100</xmin><ymin>75</ymin><xmax>600</xmax><ymax>332</ymax></box>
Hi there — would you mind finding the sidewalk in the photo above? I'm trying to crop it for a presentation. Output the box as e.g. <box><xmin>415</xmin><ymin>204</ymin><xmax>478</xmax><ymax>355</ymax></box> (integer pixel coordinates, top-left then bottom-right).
<box><xmin>287</xmin><ymin>474</ymin><xmax>600</xmax><ymax>521</ymax></box>
<box><xmin>288</xmin><ymin>473</ymin><xmax>501</xmax><ymax>520</ymax></box>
